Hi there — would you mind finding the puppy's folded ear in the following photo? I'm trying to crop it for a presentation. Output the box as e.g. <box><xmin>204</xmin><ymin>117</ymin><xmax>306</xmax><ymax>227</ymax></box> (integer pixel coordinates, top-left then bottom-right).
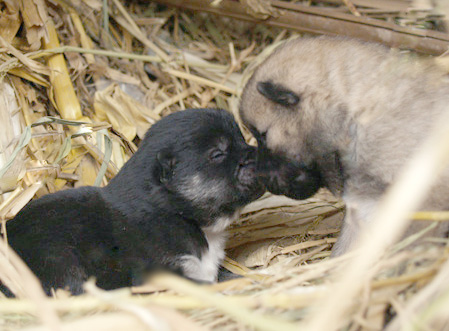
<box><xmin>156</xmin><ymin>149</ymin><xmax>176</xmax><ymax>184</ymax></box>
<box><xmin>257</xmin><ymin>81</ymin><xmax>300</xmax><ymax>107</ymax></box>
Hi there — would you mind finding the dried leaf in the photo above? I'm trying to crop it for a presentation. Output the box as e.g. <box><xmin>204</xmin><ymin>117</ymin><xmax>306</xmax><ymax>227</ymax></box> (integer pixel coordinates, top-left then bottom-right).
<box><xmin>0</xmin><ymin>36</ymin><xmax>49</xmax><ymax>76</ymax></box>
<box><xmin>0</xmin><ymin>0</ymin><xmax>21</xmax><ymax>43</ymax></box>
<box><xmin>19</xmin><ymin>0</ymin><xmax>49</xmax><ymax>50</ymax></box>
<box><xmin>2</xmin><ymin>182</ymin><xmax>42</xmax><ymax>218</ymax></box>
<box><xmin>94</xmin><ymin>84</ymin><xmax>157</xmax><ymax>140</ymax></box>
<box><xmin>240</xmin><ymin>0</ymin><xmax>281</xmax><ymax>19</ymax></box>
<box><xmin>8</xmin><ymin>67</ymin><xmax>50</xmax><ymax>87</ymax></box>
<box><xmin>74</xmin><ymin>154</ymin><xmax>99</xmax><ymax>187</ymax></box>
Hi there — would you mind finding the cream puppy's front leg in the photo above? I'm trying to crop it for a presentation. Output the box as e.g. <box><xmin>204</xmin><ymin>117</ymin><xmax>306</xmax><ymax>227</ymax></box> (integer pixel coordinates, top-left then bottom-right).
<box><xmin>332</xmin><ymin>196</ymin><xmax>379</xmax><ymax>256</ymax></box>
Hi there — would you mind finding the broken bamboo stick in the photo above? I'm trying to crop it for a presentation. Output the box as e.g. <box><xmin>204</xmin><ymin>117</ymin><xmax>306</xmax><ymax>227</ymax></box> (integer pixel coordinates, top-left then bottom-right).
<box><xmin>154</xmin><ymin>0</ymin><xmax>449</xmax><ymax>55</ymax></box>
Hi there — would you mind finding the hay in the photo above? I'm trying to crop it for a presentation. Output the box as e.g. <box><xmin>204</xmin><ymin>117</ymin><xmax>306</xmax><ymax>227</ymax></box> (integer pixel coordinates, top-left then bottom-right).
<box><xmin>1</xmin><ymin>0</ymin><xmax>449</xmax><ymax>330</ymax></box>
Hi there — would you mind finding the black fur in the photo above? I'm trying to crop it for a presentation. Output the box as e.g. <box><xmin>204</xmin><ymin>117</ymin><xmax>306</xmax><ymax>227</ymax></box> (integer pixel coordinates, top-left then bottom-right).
<box><xmin>246</xmin><ymin>124</ymin><xmax>321</xmax><ymax>200</ymax></box>
<box><xmin>256</xmin><ymin>81</ymin><xmax>300</xmax><ymax>107</ymax></box>
<box><xmin>257</xmin><ymin>146</ymin><xmax>321</xmax><ymax>200</ymax></box>
<box><xmin>2</xmin><ymin>109</ymin><xmax>264</xmax><ymax>295</ymax></box>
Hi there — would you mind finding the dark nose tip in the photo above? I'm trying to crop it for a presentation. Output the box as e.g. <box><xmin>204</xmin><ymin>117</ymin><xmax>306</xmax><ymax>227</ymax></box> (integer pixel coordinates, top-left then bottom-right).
<box><xmin>240</xmin><ymin>159</ymin><xmax>256</xmax><ymax>174</ymax></box>
<box><xmin>240</xmin><ymin>147</ymin><xmax>257</xmax><ymax>167</ymax></box>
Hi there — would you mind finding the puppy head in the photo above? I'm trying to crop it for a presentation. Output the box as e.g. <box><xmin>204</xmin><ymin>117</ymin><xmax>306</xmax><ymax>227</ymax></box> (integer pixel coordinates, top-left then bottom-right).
<box><xmin>148</xmin><ymin>109</ymin><xmax>264</xmax><ymax>226</ymax></box>
<box><xmin>240</xmin><ymin>73</ymin><xmax>324</xmax><ymax>199</ymax></box>
<box><xmin>239</xmin><ymin>37</ymin><xmax>363</xmax><ymax>198</ymax></box>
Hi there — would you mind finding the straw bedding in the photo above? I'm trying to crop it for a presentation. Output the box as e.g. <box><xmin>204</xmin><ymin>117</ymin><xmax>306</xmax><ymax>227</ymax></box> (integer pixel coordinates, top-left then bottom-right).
<box><xmin>1</xmin><ymin>1</ymin><xmax>449</xmax><ymax>330</ymax></box>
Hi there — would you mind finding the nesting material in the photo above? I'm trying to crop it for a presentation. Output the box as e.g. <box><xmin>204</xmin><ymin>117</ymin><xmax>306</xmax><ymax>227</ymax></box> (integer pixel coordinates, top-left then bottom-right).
<box><xmin>1</xmin><ymin>1</ymin><xmax>449</xmax><ymax>330</ymax></box>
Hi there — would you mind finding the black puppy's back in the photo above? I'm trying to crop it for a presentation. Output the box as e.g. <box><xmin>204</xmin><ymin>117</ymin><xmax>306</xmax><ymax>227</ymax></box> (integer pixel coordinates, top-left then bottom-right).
<box><xmin>7</xmin><ymin>184</ymin><xmax>213</xmax><ymax>294</ymax></box>
<box><xmin>7</xmin><ymin>187</ymin><xmax>124</xmax><ymax>294</ymax></box>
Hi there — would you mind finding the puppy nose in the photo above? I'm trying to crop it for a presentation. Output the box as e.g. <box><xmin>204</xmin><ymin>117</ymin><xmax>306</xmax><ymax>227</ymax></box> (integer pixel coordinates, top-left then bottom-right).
<box><xmin>237</xmin><ymin>148</ymin><xmax>259</xmax><ymax>188</ymax></box>
<box><xmin>240</xmin><ymin>158</ymin><xmax>256</xmax><ymax>171</ymax></box>
<box><xmin>240</xmin><ymin>148</ymin><xmax>257</xmax><ymax>168</ymax></box>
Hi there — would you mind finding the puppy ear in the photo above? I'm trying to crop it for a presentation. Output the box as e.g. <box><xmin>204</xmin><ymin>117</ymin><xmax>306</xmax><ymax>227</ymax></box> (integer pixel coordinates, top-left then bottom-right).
<box><xmin>156</xmin><ymin>149</ymin><xmax>176</xmax><ymax>184</ymax></box>
<box><xmin>257</xmin><ymin>81</ymin><xmax>300</xmax><ymax>106</ymax></box>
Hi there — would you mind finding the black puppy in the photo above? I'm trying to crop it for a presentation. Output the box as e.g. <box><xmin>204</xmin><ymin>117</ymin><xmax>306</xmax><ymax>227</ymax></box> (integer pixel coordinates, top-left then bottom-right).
<box><xmin>2</xmin><ymin>108</ymin><xmax>264</xmax><ymax>295</ymax></box>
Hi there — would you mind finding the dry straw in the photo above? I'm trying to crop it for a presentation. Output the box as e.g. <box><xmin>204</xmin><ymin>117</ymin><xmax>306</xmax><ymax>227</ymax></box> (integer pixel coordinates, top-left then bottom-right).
<box><xmin>1</xmin><ymin>0</ymin><xmax>449</xmax><ymax>330</ymax></box>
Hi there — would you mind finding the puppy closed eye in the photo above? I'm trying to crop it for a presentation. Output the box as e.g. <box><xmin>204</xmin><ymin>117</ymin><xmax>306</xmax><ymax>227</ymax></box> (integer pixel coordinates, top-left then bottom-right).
<box><xmin>209</xmin><ymin>149</ymin><xmax>227</xmax><ymax>162</ymax></box>
<box><xmin>209</xmin><ymin>138</ymin><xmax>229</xmax><ymax>163</ymax></box>
<box><xmin>256</xmin><ymin>81</ymin><xmax>300</xmax><ymax>107</ymax></box>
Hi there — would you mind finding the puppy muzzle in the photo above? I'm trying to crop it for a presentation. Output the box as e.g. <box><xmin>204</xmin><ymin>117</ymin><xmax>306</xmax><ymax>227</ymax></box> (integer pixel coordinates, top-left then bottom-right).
<box><xmin>257</xmin><ymin>149</ymin><xmax>322</xmax><ymax>200</ymax></box>
<box><xmin>237</xmin><ymin>148</ymin><xmax>264</xmax><ymax>193</ymax></box>
<box><xmin>238</xmin><ymin>158</ymin><xmax>257</xmax><ymax>186</ymax></box>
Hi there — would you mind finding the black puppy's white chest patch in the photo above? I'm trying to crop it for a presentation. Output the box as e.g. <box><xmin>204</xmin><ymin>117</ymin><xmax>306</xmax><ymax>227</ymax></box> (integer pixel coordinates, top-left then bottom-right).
<box><xmin>178</xmin><ymin>215</ymin><xmax>236</xmax><ymax>282</ymax></box>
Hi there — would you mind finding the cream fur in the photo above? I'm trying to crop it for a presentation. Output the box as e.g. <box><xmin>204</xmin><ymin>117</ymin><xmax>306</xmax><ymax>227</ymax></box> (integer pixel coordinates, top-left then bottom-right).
<box><xmin>240</xmin><ymin>36</ymin><xmax>449</xmax><ymax>255</ymax></box>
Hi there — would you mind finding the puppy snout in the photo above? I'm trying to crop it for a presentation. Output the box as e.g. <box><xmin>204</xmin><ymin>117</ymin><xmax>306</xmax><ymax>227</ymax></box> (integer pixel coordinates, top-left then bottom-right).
<box><xmin>240</xmin><ymin>156</ymin><xmax>256</xmax><ymax>170</ymax></box>
<box><xmin>237</xmin><ymin>149</ymin><xmax>258</xmax><ymax>186</ymax></box>
<box><xmin>293</xmin><ymin>170</ymin><xmax>308</xmax><ymax>183</ymax></box>
<box><xmin>255</xmin><ymin>149</ymin><xmax>322</xmax><ymax>199</ymax></box>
